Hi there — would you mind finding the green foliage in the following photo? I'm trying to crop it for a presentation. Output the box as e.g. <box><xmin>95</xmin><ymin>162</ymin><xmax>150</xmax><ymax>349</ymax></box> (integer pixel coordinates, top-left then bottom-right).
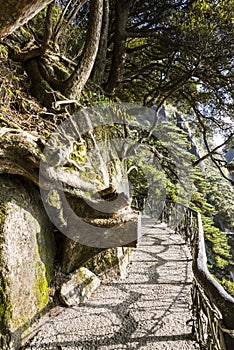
<box><xmin>189</xmin><ymin>165</ymin><xmax>234</xmax><ymax>296</ymax></box>
<box><xmin>212</xmin><ymin>275</ymin><xmax>234</xmax><ymax>298</ymax></box>
<box><xmin>165</xmin><ymin>178</ymin><xmax>178</xmax><ymax>202</ymax></box>
<box><xmin>207</xmin><ymin>173</ymin><xmax>234</xmax><ymax>232</ymax></box>
<box><xmin>127</xmin><ymin>160</ymin><xmax>148</xmax><ymax>199</ymax></box>
<box><xmin>219</xmin><ymin>278</ymin><xmax>234</xmax><ymax>298</ymax></box>
<box><xmin>80</xmin><ymin>89</ymin><xmax>119</xmax><ymax>107</ymax></box>
<box><xmin>203</xmin><ymin>215</ymin><xmax>232</xmax><ymax>266</ymax></box>
<box><xmin>0</xmin><ymin>44</ymin><xmax>8</xmax><ymax>59</ymax></box>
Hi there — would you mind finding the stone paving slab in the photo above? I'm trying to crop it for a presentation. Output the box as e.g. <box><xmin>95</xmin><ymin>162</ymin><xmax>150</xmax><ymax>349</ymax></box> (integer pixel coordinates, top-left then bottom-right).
<box><xmin>23</xmin><ymin>218</ymin><xmax>199</xmax><ymax>350</ymax></box>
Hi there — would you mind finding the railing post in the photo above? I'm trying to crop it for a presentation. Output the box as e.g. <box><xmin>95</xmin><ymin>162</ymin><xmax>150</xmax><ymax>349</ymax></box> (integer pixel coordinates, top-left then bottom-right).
<box><xmin>161</xmin><ymin>201</ymin><xmax>234</xmax><ymax>350</ymax></box>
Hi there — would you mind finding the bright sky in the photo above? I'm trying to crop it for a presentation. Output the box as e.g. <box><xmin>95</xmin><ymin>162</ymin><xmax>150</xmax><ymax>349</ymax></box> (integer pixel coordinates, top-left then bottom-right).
<box><xmin>213</xmin><ymin>134</ymin><xmax>225</xmax><ymax>146</ymax></box>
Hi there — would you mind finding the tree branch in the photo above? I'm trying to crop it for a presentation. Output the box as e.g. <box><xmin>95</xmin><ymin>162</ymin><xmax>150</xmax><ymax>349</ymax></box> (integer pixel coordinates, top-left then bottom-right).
<box><xmin>11</xmin><ymin>1</ymin><xmax>56</xmax><ymax>62</ymax></box>
<box><xmin>195</xmin><ymin>109</ymin><xmax>234</xmax><ymax>185</ymax></box>
<box><xmin>53</xmin><ymin>0</ymin><xmax>89</xmax><ymax>43</ymax></box>
<box><xmin>193</xmin><ymin>135</ymin><xmax>234</xmax><ymax>166</ymax></box>
<box><xmin>63</xmin><ymin>0</ymin><xmax>103</xmax><ymax>98</ymax></box>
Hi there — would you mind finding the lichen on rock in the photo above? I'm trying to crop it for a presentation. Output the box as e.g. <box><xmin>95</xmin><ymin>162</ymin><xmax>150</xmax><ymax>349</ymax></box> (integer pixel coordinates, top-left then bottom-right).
<box><xmin>0</xmin><ymin>175</ymin><xmax>55</xmax><ymax>349</ymax></box>
<box><xmin>60</xmin><ymin>267</ymin><xmax>101</xmax><ymax>306</ymax></box>
<box><xmin>84</xmin><ymin>247</ymin><xmax>132</xmax><ymax>280</ymax></box>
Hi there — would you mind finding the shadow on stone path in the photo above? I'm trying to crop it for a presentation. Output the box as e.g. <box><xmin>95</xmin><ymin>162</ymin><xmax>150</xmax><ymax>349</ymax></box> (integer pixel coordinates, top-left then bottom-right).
<box><xmin>23</xmin><ymin>217</ymin><xmax>199</xmax><ymax>350</ymax></box>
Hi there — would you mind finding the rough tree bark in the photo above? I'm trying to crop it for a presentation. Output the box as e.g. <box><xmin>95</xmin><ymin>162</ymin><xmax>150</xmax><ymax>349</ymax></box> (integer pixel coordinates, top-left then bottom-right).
<box><xmin>13</xmin><ymin>1</ymin><xmax>55</xmax><ymax>62</ymax></box>
<box><xmin>0</xmin><ymin>0</ymin><xmax>53</xmax><ymax>40</ymax></box>
<box><xmin>105</xmin><ymin>0</ymin><xmax>133</xmax><ymax>95</ymax></box>
<box><xmin>0</xmin><ymin>128</ymin><xmax>43</xmax><ymax>185</ymax></box>
<box><xmin>62</xmin><ymin>0</ymin><xmax>104</xmax><ymax>98</ymax></box>
<box><xmin>6</xmin><ymin>0</ymin><xmax>103</xmax><ymax>107</ymax></box>
<box><xmin>91</xmin><ymin>0</ymin><xmax>110</xmax><ymax>86</ymax></box>
<box><xmin>53</xmin><ymin>0</ymin><xmax>89</xmax><ymax>44</ymax></box>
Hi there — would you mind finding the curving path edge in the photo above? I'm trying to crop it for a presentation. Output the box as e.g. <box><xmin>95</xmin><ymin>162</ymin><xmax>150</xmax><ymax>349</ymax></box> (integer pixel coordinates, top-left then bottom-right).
<box><xmin>23</xmin><ymin>217</ymin><xmax>199</xmax><ymax>350</ymax></box>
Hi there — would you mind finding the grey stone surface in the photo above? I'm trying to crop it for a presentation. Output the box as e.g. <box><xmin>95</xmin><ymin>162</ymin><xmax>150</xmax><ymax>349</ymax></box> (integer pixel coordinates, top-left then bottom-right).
<box><xmin>22</xmin><ymin>218</ymin><xmax>199</xmax><ymax>350</ymax></box>
<box><xmin>116</xmin><ymin>247</ymin><xmax>131</xmax><ymax>280</ymax></box>
<box><xmin>0</xmin><ymin>175</ymin><xmax>55</xmax><ymax>350</ymax></box>
<box><xmin>0</xmin><ymin>0</ymin><xmax>52</xmax><ymax>39</ymax></box>
<box><xmin>60</xmin><ymin>267</ymin><xmax>101</xmax><ymax>307</ymax></box>
<box><xmin>84</xmin><ymin>247</ymin><xmax>131</xmax><ymax>280</ymax></box>
<box><xmin>61</xmin><ymin>213</ymin><xmax>140</xmax><ymax>274</ymax></box>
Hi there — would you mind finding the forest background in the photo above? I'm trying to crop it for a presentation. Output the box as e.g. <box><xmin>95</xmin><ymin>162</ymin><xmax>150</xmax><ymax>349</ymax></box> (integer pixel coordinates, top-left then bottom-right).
<box><xmin>0</xmin><ymin>0</ymin><xmax>234</xmax><ymax>295</ymax></box>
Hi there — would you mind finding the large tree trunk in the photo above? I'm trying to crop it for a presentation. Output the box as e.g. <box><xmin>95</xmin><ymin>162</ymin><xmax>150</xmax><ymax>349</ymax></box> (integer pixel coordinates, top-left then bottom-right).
<box><xmin>0</xmin><ymin>0</ymin><xmax>53</xmax><ymax>40</ymax></box>
<box><xmin>91</xmin><ymin>0</ymin><xmax>110</xmax><ymax>86</ymax></box>
<box><xmin>53</xmin><ymin>0</ymin><xmax>89</xmax><ymax>44</ymax></box>
<box><xmin>105</xmin><ymin>0</ymin><xmax>132</xmax><ymax>95</ymax></box>
<box><xmin>62</xmin><ymin>0</ymin><xmax>103</xmax><ymax>99</ymax></box>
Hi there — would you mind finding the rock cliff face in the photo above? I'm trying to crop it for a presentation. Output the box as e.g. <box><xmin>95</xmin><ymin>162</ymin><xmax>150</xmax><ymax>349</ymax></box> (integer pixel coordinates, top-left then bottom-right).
<box><xmin>0</xmin><ymin>174</ymin><xmax>135</xmax><ymax>349</ymax></box>
<box><xmin>0</xmin><ymin>175</ymin><xmax>55</xmax><ymax>349</ymax></box>
<box><xmin>0</xmin><ymin>0</ymin><xmax>53</xmax><ymax>40</ymax></box>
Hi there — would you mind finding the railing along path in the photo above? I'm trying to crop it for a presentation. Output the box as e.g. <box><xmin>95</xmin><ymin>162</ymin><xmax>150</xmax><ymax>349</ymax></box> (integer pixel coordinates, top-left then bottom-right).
<box><xmin>23</xmin><ymin>199</ymin><xmax>234</xmax><ymax>350</ymax></box>
<box><xmin>144</xmin><ymin>200</ymin><xmax>234</xmax><ymax>350</ymax></box>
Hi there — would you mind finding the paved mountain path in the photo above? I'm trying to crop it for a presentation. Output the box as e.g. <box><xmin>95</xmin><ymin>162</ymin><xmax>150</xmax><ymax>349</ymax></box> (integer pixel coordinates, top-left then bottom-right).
<box><xmin>23</xmin><ymin>217</ymin><xmax>199</xmax><ymax>350</ymax></box>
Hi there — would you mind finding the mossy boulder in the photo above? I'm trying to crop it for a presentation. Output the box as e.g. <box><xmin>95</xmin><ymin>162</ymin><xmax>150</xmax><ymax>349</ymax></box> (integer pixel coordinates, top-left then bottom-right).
<box><xmin>0</xmin><ymin>175</ymin><xmax>55</xmax><ymax>349</ymax></box>
<box><xmin>60</xmin><ymin>267</ymin><xmax>100</xmax><ymax>306</ymax></box>
<box><xmin>61</xmin><ymin>214</ymin><xmax>140</xmax><ymax>276</ymax></box>
<box><xmin>61</xmin><ymin>218</ymin><xmax>139</xmax><ymax>275</ymax></box>
<box><xmin>85</xmin><ymin>247</ymin><xmax>131</xmax><ymax>280</ymax></box>
<box><xmin>61</xmin><ymin>239</ymin><xmax>103</xmax><ymax>275</ymax></box>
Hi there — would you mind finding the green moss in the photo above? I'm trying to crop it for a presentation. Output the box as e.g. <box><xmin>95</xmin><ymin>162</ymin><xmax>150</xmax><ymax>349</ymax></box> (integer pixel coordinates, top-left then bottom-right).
<box><xmin>34</xmin><ymin>262</ymin><xmax>49</xmax><ymax>311</ymax></box>
<box><xmin>36</xmin><ymin>230</ymin><xmax>54</xmax><ymax>285</ymax></box>
<box><xmin>0</xmin><ymin>116</ymin><xmax>20</xmax><ymax>129</ymax></box>
<box><xmin>0</xmin><ymin>273</ymin><xmax>11</xmax><ymax>333</ymax></box>
<box><xmin>0</xmin><ymin>205</ymin><xmax>11</xmax><ymax>336</ymax></box>
<box><xmin>0</xmin><ymin>204</ymin><xmax>6</xmax><ymax>244</ymax></box>
<box><xmin>85</xmin><ymin>249</ymin><xmax>119</xmax><ymax>275</ymax></box>
<box><xmin>10</xmin><ymin>312</ymin><xmax>29</xmax><ymax>331</ymax></box>
<box><xmin>0</xmin><ymin>205</ymin><xmax>11</xmax><ymax>344</ymax></box>
<box><xmin>31</xmin><ymin>262</ymin><xmax>49</xmax><ymax>311</ymax></box>
<box><xmin>0</xmin><ymin>207</ymin><xmax>6</xmax><ymax>317</ymax></box>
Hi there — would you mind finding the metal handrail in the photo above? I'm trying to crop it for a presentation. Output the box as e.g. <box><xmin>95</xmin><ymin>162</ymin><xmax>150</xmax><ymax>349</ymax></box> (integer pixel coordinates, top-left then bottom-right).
<box><xmin>134</xmin><ymin>199</ymin><xmax>234</xmax><ymax>350</ymax></box>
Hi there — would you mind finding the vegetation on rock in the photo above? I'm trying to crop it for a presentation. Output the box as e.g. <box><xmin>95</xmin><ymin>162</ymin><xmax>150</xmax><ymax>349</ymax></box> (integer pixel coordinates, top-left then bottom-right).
<box><xmin>0</xmin><ymin>1</ymin><xmax>233</xmax><ymax>345</ymax></box>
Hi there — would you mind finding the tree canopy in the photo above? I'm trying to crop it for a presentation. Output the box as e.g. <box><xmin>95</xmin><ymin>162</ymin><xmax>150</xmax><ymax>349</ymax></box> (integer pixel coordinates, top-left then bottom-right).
<box><xmin>1</xmin><ymin>0</ymin><xmax>233</xmax><ymax>177</ymax></box>
<box><xmin>0</xmin><ymin>0</ymin><xmax>234</xmax><ymax>297</ymax></box>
